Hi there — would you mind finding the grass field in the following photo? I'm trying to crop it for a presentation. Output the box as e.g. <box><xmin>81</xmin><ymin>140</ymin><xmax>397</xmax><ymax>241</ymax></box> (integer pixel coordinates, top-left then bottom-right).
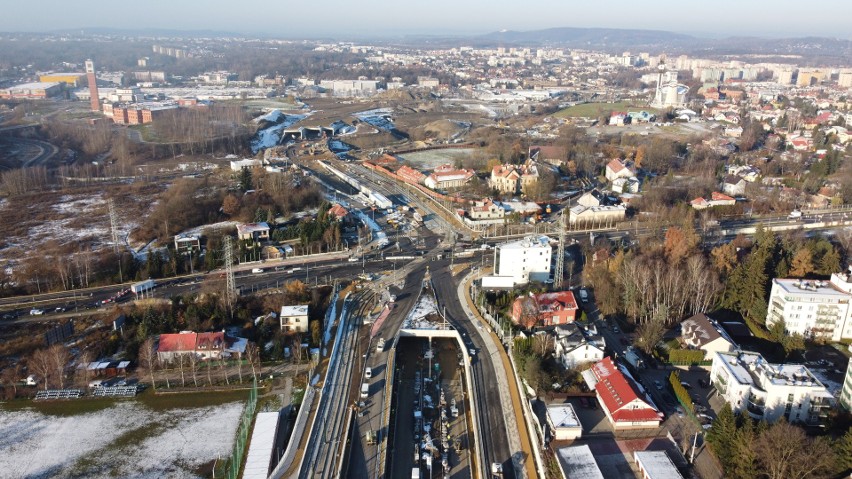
<box><xmin>554</xmin><ymin>101</ymin><xmax>659</xmax><ymax>119</ymax></box>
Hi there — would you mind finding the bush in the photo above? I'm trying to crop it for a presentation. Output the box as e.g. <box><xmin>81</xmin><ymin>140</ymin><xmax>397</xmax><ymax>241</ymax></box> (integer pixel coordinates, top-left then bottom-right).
<box><xmin>668</xmin><ymin>348</ymin><xmax>707</xmax><ymax>364</ymax></box>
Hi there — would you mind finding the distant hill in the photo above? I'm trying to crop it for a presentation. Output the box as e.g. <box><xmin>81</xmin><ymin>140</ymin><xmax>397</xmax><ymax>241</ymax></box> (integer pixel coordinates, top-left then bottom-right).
<box><xmin>479</xmin><ymin>27</ymin><xmax>695</xmax><ymax>50</ymax></box>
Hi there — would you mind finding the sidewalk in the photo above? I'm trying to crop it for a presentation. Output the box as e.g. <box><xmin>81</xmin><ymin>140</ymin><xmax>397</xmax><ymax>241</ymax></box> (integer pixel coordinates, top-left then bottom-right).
<box><xmin>458</xmin><ymin>273</ymin><xmax>538</xmax><ymax>479</ymax></box>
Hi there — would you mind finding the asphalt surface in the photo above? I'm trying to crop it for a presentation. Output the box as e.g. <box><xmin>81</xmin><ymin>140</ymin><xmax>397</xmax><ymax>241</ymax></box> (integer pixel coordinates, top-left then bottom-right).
<box><xmin>431</xmin><ymin>259</ymin><xmax>516</xmax><ymax>479</ymax></box>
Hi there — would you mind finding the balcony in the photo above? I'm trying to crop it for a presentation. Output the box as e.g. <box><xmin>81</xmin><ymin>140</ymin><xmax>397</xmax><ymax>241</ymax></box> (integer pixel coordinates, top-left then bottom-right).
<box><xmin>746</xmin><ymin>394</ymin><xmax>766</xmax><ymax>419</ymax></box>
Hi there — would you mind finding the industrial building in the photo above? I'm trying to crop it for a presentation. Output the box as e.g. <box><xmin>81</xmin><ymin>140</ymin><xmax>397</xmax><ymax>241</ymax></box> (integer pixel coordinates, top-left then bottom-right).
<box><xmin>0</xmin><ymin>82</ymin><xmax>63</xmax><ymax>100</ymax></box>
<box><xmin>650</xmin><ymin>70</ymin><xmax>688</xmax><ymax>109</ymax></box>
<box><xmin>38</xmin><ymin>72</ymin><xmax>87</xmax><ymax>87</ymax></box>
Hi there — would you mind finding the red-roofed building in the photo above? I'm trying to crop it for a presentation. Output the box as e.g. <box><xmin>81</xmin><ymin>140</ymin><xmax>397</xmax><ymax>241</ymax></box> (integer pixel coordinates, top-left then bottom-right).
<box><xmin>396</xmin><ymin>165</ymin><xmax>426</xmax><ymax>185</ymax></box>
<box><xmin>511</xmin><ymin>291</ymin><xmax>579</xmax><ymax>328</ymax></box>
<box><xmin>328</xmin><ymin>203</ymin><xmax>349</xmax><ymax>221</ymax></box>
<box><xmin>586</xmin><ymin>357</ymin><xmax>662</xmax><ymax>429</ymax></box>
<box><xmin>156</xmin><ymin>331</ymin><xmax>248</xmax><ymax>362</ymax></box>
<box><xmin>605</xmin><ymin>159</ymin><xmax>635</xmax><ymax>182</ymax></box>
<box><xmin>691</xmin><ymin>191</ymin><xmax>736</xmax><ymax>210</ymax></box>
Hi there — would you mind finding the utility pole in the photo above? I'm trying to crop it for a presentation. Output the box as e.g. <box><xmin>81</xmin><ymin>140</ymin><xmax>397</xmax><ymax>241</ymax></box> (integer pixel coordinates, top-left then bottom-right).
<box><xmin>108</xmin><ymin>199</ymin><xmax>123</xmax><ymax>283</ymax></box>
<box><xmin>224</xmin><ymin>236</ymin><xmax>237</xmax><ymax>318</ymax></box>
<box><xmin>554</xmin><ymin>208</ymin><xmax>566</xmax><ymax>290</ymax></box>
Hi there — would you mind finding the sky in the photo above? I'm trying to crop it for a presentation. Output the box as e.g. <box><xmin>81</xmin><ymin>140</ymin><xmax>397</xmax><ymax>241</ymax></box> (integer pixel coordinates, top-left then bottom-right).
<box><xmin>1</xmin><ymin>0</ymin><xmax>849</xmax><ymax>39</ymax></box>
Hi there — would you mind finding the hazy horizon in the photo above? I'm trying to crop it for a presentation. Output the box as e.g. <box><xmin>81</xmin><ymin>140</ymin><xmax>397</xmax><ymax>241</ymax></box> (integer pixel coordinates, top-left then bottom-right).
<box><xmin>1</xmin><ymin>0</ymin><xmax>849</xmax><ymax>40</ymax></box>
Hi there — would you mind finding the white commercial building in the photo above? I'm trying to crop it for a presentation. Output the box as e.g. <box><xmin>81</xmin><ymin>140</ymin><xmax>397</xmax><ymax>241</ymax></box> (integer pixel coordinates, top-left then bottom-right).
<box><xmin>765</xmin><ymin>272</ymin><xmax>852</xmax><ymax>341</ymax></box>
<box><xmin>482</xmin><ymin>235</ymin><xmax>552</xmax><ymax>287</ymax></box>
<box><xmin>634</xmin><ymin>451</ymin><xmax>683</xmax><ymax>479</ymax></box>
<box><xmin>545</xmin><ymin>404</ymin><xmax>582</xmax><ymax>441</ymax></box>
<box><xmin>710</xmin><ymin>351</ymin><xmax>834</xmax><ymax>424</ymax></box>
<box><xmin>556</xmin><ymin>445</ymin><xmax>604</xmax><ymax>479</ymax></box>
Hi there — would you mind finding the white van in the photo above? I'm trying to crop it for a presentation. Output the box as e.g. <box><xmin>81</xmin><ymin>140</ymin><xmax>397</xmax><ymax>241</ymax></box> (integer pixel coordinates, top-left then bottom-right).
<box><xmin>251</xmin><ymin>268</ymin><xmax>264</xmax><ymax>274</ymax></box>
<box><xmin>361</xmin><ymin>382</ymin><xmax>369</xmax><ymax>399</ymax></box>
<box><xmin>365</xmin><ymin>367</ymin><xmax>372</xmax><ymax>379</ymax></box>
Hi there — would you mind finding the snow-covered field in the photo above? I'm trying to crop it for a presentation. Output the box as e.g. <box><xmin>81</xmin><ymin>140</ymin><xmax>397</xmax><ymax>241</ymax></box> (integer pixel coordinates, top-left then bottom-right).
<box><xmin>403</xmin><ymin>292</ymin><xmax>442</xmax><ymax>329</ymax></box>
<box><xmin>251</xmin><ymin>110</ymin><xmax>309</xmax><ymax>153</ymax></box>
<box><xmin>0</xmin><ymin>400</ymin><xmax>244</xmax><ymax>479</ymax></box>
<box><xmin>397</xmin><ymin>148</ymin><xmax>476</xmax><ymax>171</ymax></box>
<box><xmin>354</xmin><ymin>108</ymin><xmax>395</xmax><ymax>132</ymax></box>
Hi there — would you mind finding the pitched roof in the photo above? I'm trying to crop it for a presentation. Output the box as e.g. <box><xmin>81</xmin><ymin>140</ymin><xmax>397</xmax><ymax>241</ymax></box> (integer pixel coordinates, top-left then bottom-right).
<box><xmin>710</xmin><ymin>191</ymin><xmax>735</xmax><ymax>201</ymax></box>
<box><xmin>606</xmin><ymin>159</ymin><xmax>626</xmax><ymax>173</ymax></box>
<box><xmin>157</xmin><ymin>333</ymin><xmax>198</xmax><ymax>353</ymax></box>
<box><xmin>680</xmin><ymin>313</ymin><xmax>723</xmax><ymax>348</ymax></box>
<box><xmin>328</xmin><ymin>203</ymin><xmax>349</xmax><ymax>219</ymax></box>
<box><xmin>591</xmin><ymin>357</ymin><xmax>661</xmax><ymax>423</ymax></box>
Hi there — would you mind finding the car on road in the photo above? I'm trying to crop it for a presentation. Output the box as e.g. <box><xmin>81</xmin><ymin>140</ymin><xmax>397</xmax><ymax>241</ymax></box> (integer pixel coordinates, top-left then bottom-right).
<box><xmin>654</xmin><ymin>380</ymin><xmax>664</xmax><ymax>390</ymax></box>
<box><xmin>30</xmin><ymin>308</ymin><xmax>45</xmax><ymax>315</ymax></box>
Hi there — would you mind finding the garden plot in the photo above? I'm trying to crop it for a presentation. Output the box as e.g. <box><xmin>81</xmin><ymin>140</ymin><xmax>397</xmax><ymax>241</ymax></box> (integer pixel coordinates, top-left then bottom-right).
<box><xmin>0</xmin><ymin>400</ymin><xmax>244</xmax><ymax>479</ymax></box>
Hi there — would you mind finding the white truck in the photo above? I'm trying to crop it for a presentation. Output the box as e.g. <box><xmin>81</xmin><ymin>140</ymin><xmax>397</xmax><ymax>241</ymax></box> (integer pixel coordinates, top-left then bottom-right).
<box><xmin>376</xmin><ymin>337</ymin><xmax>386</xmax><ymax>352</ymax></box>
<box><xmin>131</xmin><ymin>279</ymin><xmax>156</xmax><ymax>294</ymax></box>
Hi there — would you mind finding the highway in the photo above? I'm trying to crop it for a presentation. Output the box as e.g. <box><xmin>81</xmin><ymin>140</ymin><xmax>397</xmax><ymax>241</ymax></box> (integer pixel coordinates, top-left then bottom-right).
<box><xmin>430</xmin><ymin>259</ymin><xmax>516</xmax><ymax>479</ymax></box>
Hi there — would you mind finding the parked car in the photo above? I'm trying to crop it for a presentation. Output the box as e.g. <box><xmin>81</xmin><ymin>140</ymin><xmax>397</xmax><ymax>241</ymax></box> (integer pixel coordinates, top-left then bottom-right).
<box><xmin>698</xmin><ymin>379</ymin><xmax>710</xmax><ymax>388</ymax></box>
<box><xmin>654</xmin><ymin>380</ymin><xmax>664</xmax><ymax>390</ymax></box>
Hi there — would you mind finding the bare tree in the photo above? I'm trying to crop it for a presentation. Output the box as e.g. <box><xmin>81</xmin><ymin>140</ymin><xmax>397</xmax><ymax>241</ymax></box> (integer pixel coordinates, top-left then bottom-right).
<box><xmin>176</xmin><ymin>353</ymin><xmax>187</xmax><ymax>387</ymax></box>
<box><xmin>138</xmin><ymin>338</ymin><xmax>158</xmax><ymax>390</ymax></box>
<box><xmin>1</xmin><ymin>364</ymin><xmax>21</xmax><ymax>399</ymax></box>
<box><xmin>219</xmin><ymin>356</ymin><xmax>230</xmax><ymax>385</ymax></box>
<box><xmin>236</xmin><ymin>352</ymin><xmax>244</xmax><ymax>384</ymax></box>
<box><xmin>291</xmin><ymin>334</ymin><xmax>304</xmax><ymax>365</ymax></box>
<box><xmin>245</xmin><ymin>343</ymin><xmax>260</xmax><ymax>381</ymax></box>
<box><xmin>29</xmin><ymin>348</ymin><xmax>53</xmax><ymax>390</ymax></box>
<box><xmin>76</xmin><ymin>349</ymin><xmax>93</xmax><ymax>389</ymax></box>
<box><xmin>188</xmin><ymin>353</ymin><xmax>199</xmax><ymax>387</ymax></box>
<box><xmin>158</xmin><ymin>355</ymin><xmax>171</xmax><ymax>389</ymax></box>
<box><xmin>754</xmin><ymin>421</ymin><xmax>837</xmax><ymax>479</ymax></box>
<box><xmin>533</xmin><ymin>333</ymin><xmax>555</xmax><ymax>357</ymax></box>
<box><xmin>206</xmin><ymin>357</ymin><xmax>213</xmax><ymax>386</ymax></box>
<box><xmin>48</xmin><ymin>344</ymin><xmax>70</xmax><ymax>390</ymax></box>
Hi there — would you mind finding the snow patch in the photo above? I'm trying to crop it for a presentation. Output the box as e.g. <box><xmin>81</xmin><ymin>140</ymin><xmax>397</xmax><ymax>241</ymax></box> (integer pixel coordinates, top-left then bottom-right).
<box><xmin>0</xmin><ymin>400</ymin><xmax>244</xmax><ymax>479</ymax></box>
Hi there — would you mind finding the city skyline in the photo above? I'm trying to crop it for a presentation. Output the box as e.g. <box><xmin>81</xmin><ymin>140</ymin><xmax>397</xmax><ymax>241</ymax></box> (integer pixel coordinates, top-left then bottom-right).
<box><xmin>0</xmin><ymin>0</ymin><xmax>849</xmax><ymax>40</ymax></box>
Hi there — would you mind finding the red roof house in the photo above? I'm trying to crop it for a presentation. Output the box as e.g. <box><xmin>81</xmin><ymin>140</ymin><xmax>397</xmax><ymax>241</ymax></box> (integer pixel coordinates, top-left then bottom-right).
<box><xmin>511</xmin><ymin>291</ymin><xmax>579</xmax><ymax>328</ymax></box>
<box><xmin>586</xmin><ymin>357</ymin><xmax>662</xmax><ymax>429</ymax></box>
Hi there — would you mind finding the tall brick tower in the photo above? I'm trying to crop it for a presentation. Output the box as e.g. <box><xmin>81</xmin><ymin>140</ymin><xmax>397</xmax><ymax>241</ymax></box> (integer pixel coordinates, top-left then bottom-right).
<box><xmin>85</xmin><ymin>59</ymin><xmax>100</xmax><ymax>111</ymax></box>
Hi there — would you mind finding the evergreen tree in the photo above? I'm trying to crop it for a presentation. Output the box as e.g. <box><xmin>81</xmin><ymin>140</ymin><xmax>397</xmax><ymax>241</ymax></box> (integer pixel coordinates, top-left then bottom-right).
<box><xmin>835</xmin><ymin>427</ymin><xmax>852</xmax><ymax>473</ymax></box>
<box><xmin>707</xmin><ymin>403</ymin><xmax>738</xmax><ymax>471</ymax></box>
<box><xmin>239</xmin><ymin>166</ymin><xmax>253</xmax><ymax>191</ymax></box>
<box><xmin>730</xmin><ymin>421</ymin><xmax>757</xmax><ymax>479</ymax></box>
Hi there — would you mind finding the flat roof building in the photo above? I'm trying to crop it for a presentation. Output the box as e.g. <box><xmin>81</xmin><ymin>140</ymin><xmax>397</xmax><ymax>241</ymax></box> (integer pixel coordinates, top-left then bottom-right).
<box><xmin>634</xmin><ymin>450</ymin><xmax>683</xmax><ymax>479</ymax></box>
<box><xmin>766</xmin><ymin>272</ymin><xmax>852</xmax><ymax>341</ymax></box>
<box><xmin>0</xmin><ymin>82</ymin><xmax>63</xmax><ymax>100</ymax></box>
<box><xmin>545</xmin><ymin>403</ymin><xmax>582</xmax><ymax>440</ymax></box>
<box><xmin>711</xmin><ymin>351</ymin><xmax>834</xmax><ymax>424</ymax></box>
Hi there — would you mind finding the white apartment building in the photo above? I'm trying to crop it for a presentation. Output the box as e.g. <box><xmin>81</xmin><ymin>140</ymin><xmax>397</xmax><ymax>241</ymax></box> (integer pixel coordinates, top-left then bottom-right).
<box><xmin>711</xmin><ymin>351</ymin><xmax>834</xmax><ymax>424</ymax></box>
<box><xmin>487</xmin><ymin>235</ymin><xmax>552</xmax><ymax>286</ymax></box>
<box><xmin>765</xmin><ymin>272</ymin><xmax>852</xmax><ymax>341</ymax></box>
<box><xmin>841</xmin><ymin>344</ymin><xmax>852</xmax><ymax>411</ymax></box>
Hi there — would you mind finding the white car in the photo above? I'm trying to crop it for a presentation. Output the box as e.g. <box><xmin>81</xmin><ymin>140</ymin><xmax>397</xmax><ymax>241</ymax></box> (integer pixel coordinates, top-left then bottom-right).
<box><xmin>30</xmin><ymin>308</ymin><xmax>45</xmax><ymax>316</ymax></box>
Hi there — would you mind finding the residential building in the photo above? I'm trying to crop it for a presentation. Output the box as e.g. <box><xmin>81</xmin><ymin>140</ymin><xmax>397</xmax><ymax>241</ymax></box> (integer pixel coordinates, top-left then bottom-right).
<box><xmin>528</xmin><ymin>145</ymin><xmax>567</xmax><ymax>166</ymax></box>
<box><xmin>553</xmin><ymin>323</ymin><xmax>605</xmax><ymax>369</ymax></box>
<box><xmin>511</xmin><ymin>291</ymin><xmax>579</xmax><ymax>327</ymax></box>
<box><xmin>236</xmin><ymin>222</ymin><xmax>271</xmax><ymax>242</ymax></box>
<box><xmin>545</xmin><ymin>404</ymin><xmax>582</xmax><ymax>440</ymax></box>
<box><xmin>609</xmin><ymin>111</ymin><xmax>629</xmax><ymax>126</ymax></box>
<box><xmin>468</xmin><ymin>198</ymin><xmax>505</xmax><ymax>221</ymax></box>
<box><xmin>328</xmin><ymin>203</ymin><xmax>349</xmax><ymax>222</ymax></box>
<box><xmin>841</xmin><ymin>345</ymin><xmax>852</xmax><ymax>410</ymax></box>
<box><xmin>280</xmin><ymin>305</ymin><xmax>309</xmax><ymax>333</ymax></box>
<box><xmin>582</xmin><ymin>357</ymin><xmax>662</xmax><ymax>429</ymax></box>
<box><xmin>424</xmin><ymin>167</ymin><xmax>475</xmax><ymax>190</ymax></box>
<box><xmin>484</xmin><ymin>235</ymin><xmax>552</xmax><ymax>286</ymax></box>
<box><xmin>568</xmin><ymin>205</ymin><xmax>626</xmax><ymax>225</ymax></box>
<box><xmin>605</xmin><ymin>159</ymin><xmax>636</xmax><ymax>185</ymax></box>
<box><xmin>156</xmin><ymin>331</ymin><xmax>247</xmax><ymax>362</ymax></box>
<box><xmin>690</xmin><ymin>191</ymin><xmax>736</xmax><ymax>210</ymax></box>
<box><xmin>576</xmin><ymin>189</ymin><xmax>605</xmax><ymax>208</ymax></box>
<box><xmin>490</xmin><ymin>163</ymin><xmax>538</xmax><ymax>195</ymax></box>
<box><xmin>417</xmin><ymin>76</ymin><xmax>440</xmax><ymax>88</ymax></box>
<box><xmin>710</xmin><ymin>351</ymin><xmax>834</xmax><ymax>424</ymax></box>
<box><xmin>174</xmin><ymin>233</ymin><xmax>201</xmax><ymax>254</ymax></box>
<box><xmin>722</xmin><ymin>175</ymin><xmax>747</xmax><ymax>196</ymax></box>
<box><xmin>611</xmin><ymin>177</ymin><xmax>640</xmax><ymax>194</ymax></box>
<box><xmin>634</xmin><ymin>451</ymin><xmax>684</xmax><ymax>479</ymax></box>
<box><xmin>679</xmin><ymin>313</ymin><xmax>737</xmax><ymax>359</ymax></box>
<box><xmin>765</xmin><ymin>273</ymin><xmax>852</xmax><ymax>341</ymax></box>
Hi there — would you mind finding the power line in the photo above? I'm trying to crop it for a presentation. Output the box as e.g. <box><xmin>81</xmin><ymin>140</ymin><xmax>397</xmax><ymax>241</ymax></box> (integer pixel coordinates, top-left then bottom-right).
<box><xmin>224</xmin><ymin>236</ymin><xmax>237</xmax><ymax>317</ymax></box>
<box><xmin>554</xmin><ymin>208</ymin><xmax>566</xmax><ymax>290</ymax></box>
